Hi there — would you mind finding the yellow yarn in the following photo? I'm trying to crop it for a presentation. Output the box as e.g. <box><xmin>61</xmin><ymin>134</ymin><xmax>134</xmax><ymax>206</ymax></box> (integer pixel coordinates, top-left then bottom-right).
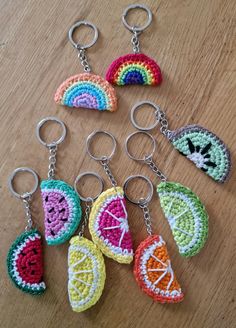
<box><xmin>89</xmin><ymin>187</ymin><xmax>133</xmax><ymax>264</ymax></box>
<box><xmin>68</xmin><ymin>236</ymin><xmax>106</xmax><ymax>312</ymax></box>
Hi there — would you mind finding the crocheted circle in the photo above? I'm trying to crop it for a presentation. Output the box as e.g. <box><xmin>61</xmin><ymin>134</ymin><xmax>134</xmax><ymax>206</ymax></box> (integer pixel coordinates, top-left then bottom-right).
<box><xmin>157</xmin><ymin>182</ymin><xmax>208</xmax><ymax>257</ymax></box>
<box><xmin>7</xmin><ymin>229</ymin><xmax>46</xmax><ymax>295</ymax></box>
<box><xmin>105</xmin><ymin>53</ymin><xmax>162</xmax><ymax>86</ymax></box>
<box><xmin>134</xmin><ymin>235</ymin><xmax>184</xmax><ymax>303</ymax></box>
<box><xmin>170</xmin><ymin>125</ymin><xmax>231</xmax><ymax>183</ymax></box>
<box><xmin>89</xmin><ymin>187</ymin><xmax>133</xmax><ymax>264</ymax></box>
<box><xmin>41</xmin><ymin>180</ymin><xmax>82</xmax><ymax>245</ymax></box>
<box><xmin>54</xmin><ymin>73</ymin><xmax>117</xmax><ymax>111</ymax></box>
<box><xmin>68</xmin><ymin>236</ymin><xmax>106</xmax><ymax>312</ymax></box>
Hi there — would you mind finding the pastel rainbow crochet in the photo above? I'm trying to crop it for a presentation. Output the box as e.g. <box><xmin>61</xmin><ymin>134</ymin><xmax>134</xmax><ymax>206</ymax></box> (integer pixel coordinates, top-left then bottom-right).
<box><xmin>55</xmin><ymin>73</ymin><xmax>117</xmax><ymax>111</ymax></box>
<box><xmin>106</xmin><ymin>53</ymin><xmax>162</xmax><ymax>86</ymax></box>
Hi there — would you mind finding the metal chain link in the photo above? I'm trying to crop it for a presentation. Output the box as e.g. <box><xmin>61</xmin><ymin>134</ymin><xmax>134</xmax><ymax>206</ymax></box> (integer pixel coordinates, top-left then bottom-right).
<box><xmin>48</xmin><ymin>145</ymin><xmax>57</xmax><ymax>179</ymax></box>
<box><xmin>145</xmin><ymin>155</ymin><xmax>167</xmax><ymax>182</ymax></box>
<box><xmin>22</xmin><ymin>194</ymin><xmax>33</xmax><ymax>231</ymax></box>
<box><xmin>100</xmin><ymin>157</ymin><xmax>117</xmax><ymax>188</ymax></box>
<box><xmin>139</xmin><ymin>200</ymin><xmax>152</xmax><ymax>235</ymax></box>
<box><xmin>79</xmin><ymin>199</ymin><xmax>93</xmax><ymax>237</ymax></box>
<box><xmin>155</xmin><ymin>108</ymin><xmax>172</xmax><ymax>139</ymax></box>
<box><xmin>131</xmin><ymin>28</ymin><xmax>140</xmax><ymax>53</ymax></box>
<box><xmin>77</xmin><ymin>47</ymin><xmax>91</xmax><ymax>72</ymax></box>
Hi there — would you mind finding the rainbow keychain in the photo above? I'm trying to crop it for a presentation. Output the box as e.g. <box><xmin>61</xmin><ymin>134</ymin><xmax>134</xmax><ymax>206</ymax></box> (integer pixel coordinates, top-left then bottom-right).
<box><xmin>124</xmin><ymin>175</ymin><xmax>184</xmax><ymax>303</ymax></box>
<box><xmin>86</xmin><ymin>130</ymin><xmax>133</xmax><ymax>264</ymax></box>
<box><xmin>55</xmin><ymin>20</ymin><xmax>117</xmax><ymax>112</ymax></box>
<box><xmin>130</xmin><ymin>101</ymin><xmax>231</xmax><ymax>183</ymax></box>
<box><xmin>125</xmin><ymin>131</ymin><xmax>208</xmax><ymax>257</ymax></box>
<box><xmin>68</xmin><ymin>172</ymin><xmax>106</xmax><ymax>312</ymax></box>
<box><xmin>36</xmin><ymin>117</ymin><xmax>82</xmax><ymax>245</ymax></box>
<box><xmin>106</xmin><ymin>4</ymin><xmax>162</xmax><ymax>86</ymax></box>
<box><xmin>7</xmin><ymin>167</ymin><xmax>46</xmax><ymax>295</ymax></box>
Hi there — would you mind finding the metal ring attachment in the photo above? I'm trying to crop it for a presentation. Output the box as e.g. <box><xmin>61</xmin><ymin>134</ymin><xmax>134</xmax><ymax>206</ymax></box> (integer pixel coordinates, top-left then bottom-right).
<box><xmin>125</xmin><ymin>131</ymin><xmax>156</xmax><ymax>162</ymax></box>
<box><xmin>8</xmin><ymin>167</ymin><xmax>39</xmax><ymax>199</ymax></box>
<box><xmin>124</xmin><ymin>174</ymin><xmax>153</xmax><ymax>205</ymax></box>
<box><xmin>86</xmin><ymin>130</ymin><xmax>117</xmax><ymax>161</ymax></box>
<box><xmin>122</xmin><ymin>4</ymin><xmax>152</xmax><ymax>32</ymax></box>
<box><xmin>74</xmin><ymin>171</ymin><xmax>104</xmax><ymax>202</ymax></box>
<box><xmin>68</xmin><ymin>20</ymin><xmax>99</xmax><ymax>49</ymax></box>
<box><xmin>36</xmin><ymin>116</ymin><xmax>67</xmax><ymax>148</ymax></box>
<box><xmin>130</xmin><ymin>100</ymin><xmax>161</xmax><ymax>131</ymax></box>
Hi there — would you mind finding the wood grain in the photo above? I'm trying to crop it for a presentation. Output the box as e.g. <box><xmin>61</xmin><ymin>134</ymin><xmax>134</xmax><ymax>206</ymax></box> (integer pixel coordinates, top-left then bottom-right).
<box><xmin>0</xmin><ymin>1</ymin><xmax>235</xmax><ymax>327</ymax></box>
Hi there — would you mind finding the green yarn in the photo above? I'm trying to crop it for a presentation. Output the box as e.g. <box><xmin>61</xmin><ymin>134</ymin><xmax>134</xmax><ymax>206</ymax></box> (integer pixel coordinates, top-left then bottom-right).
<box><xmin>7</xmin><ymin>229</ymin><xmax>46</xmax><ymax>295</ymax></box>
<box><xmin>157</xmin><ymin>182</ymin><xmax>208</xmax><ymax>257</ymax></box>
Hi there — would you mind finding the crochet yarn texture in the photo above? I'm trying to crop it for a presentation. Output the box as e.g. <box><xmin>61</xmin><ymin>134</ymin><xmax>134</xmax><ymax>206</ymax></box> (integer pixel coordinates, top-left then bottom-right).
<box><xmin>41</xmin><ymin>180</ymin><xmax>82</xmax><ymax>245</ymax></box>
<box><xmin>134</xmin><ymin>235</ymin><xmax>184</xmax><ymax>303</ymax></box>
<box><xmin>7</xmin><ymin>229</ymin><xmax>46</xmax><ymax>295</ymax></box>
<box><xmin>157</xmin><ymin>182</ymin><xmax>208</xmax><ymax>257</ymax></box>
<box><xmin>106</xmin><ymin>53</ymin><xmax>162</xmax><ymax>86</ymax></box>
<box><xmin>54</xmin><ymin>73</ymin><xmax>117</xmax><ymax>111</ymax></box>
<box><xmin>89</xmin><ymin>187</ymin><xmax>133</xmax><ymax>264</ymax></box>
<box><xmin>170</xmin><ymin>125</ymin><xmax>231</xmax><ymax>183</ymax></box>
<box><xmin>68</xmin><ymin>236</ymin><xmax>106</xmax><ymax>312</ymax></box>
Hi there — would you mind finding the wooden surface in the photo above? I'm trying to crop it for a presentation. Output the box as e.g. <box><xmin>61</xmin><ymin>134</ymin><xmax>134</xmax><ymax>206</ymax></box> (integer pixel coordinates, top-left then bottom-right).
<box><xmin>0</xmin><ymin>0</ymin><xmax>235</xmax><ymax>327</ymax></box>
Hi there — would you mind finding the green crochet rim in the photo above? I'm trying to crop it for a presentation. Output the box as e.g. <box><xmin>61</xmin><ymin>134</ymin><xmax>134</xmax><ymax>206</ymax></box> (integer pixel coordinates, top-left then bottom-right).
<box><xmin>157</xmin><ymin>182</ymin><xmax>208</xmax><ymax>257</ymax></box>
<box><xmin>7</xmin><ymin>229</ymin><xmax>46</xmax><ymax>295</ymax></box>
<box><xmin>41</xmin><ymin>180</ymin><xmax>82</xmax><ymax>245</ymax></box>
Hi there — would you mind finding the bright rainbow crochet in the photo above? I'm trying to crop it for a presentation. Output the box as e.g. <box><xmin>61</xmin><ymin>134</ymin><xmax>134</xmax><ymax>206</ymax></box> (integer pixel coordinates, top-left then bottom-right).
<box><xmin>54</xmin><ymin>73</ymin><xmax>117</xmax><ymax>111</ymax></box>
<box><xmin>106</xmin><ymin>53</ymin><xmax>162</xmax><ymax>86</ymax></box>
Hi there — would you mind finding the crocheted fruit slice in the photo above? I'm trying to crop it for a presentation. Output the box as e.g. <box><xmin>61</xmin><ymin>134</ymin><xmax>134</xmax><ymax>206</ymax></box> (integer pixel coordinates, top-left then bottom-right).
<box><xmin>89</xmin><ymin>186</ymin><xmax>133</xmax><ymax>264</ymax></box>
<box><xmin>41</xmin><ymin>180</ymin><xmax>82</xmax><ymax>245</ymax></box>
<box><xmin>7</xmin><ymin>229</ymin><xmax>46</xmax><ymax>295</ymax></box>
<box><xmin>68</xmin><ymin>236</ymin><xmax>106</xmax><ymax>312</ymax></box>
<box><xmin>54</xmin><ymin>73</ymin><xmax>117</xmax><ymax>111</ymax></box>
<box><xmin>105</xmin><ymin>53</ymin><xmax>162</xmax><ymax>86</ymax></box>
<box><xmin>157</xmin><ymin>182</ymin><xmax>208</xmax><ymax>257</ymax></box>
<box><xmin>169</xmin><ymin>125</ymin><xmax>231</xmax><ymax>183</ymax></box>
<box><xmin>134</xmin><ymin>235</ymin><xmax>183</xmax><ymax>303</ymax></box>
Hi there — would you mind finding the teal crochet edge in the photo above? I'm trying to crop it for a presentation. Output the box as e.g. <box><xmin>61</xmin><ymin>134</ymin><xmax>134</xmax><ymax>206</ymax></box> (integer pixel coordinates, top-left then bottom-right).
<box><xmin>41</xmin><ymin>180</ymin><xmax>82</xmax><ymax>245</ymax></box>
<box><xmin>7</xmin><ymin>229</ymin><xmax>46</xmax><ymax>295</ymax></box>
<box><xmin>157</xmin><ymin>182</ymin><xmax>209</xmax><ymax>257</ymax></box>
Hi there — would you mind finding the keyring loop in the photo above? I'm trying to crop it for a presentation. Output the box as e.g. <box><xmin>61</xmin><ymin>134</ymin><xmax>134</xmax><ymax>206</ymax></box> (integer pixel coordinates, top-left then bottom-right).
<box><xmin>122</xmin><ymin>4</ymin><xmax>152</xmax><ymax>32</ymax></box>
<box><xmin>125</xmin><ymin>131</ymin><xmax>156</xmax><ymax>162</ymax></box>
<box><xmin>36</xmin><ymin>116</ymin><xmax>67</xmax><ymax>148</ymax></box>
<box><xmin>130</xmin><ymin>101</ymin><xmax>161</xmax><ymax>131</ymax></box>
<box><xmin>86</xmin><ymin>130</ymin><xmax>117</xmax><ymax>161</ymax></box>
<box><xmin>68</xmin><ymin>20</ymin><xmax>99</xmax><ymax>49</ymax></box>
<box><xmin>124</xmin><ymin>174</ymin><xmax>153</xmax><ymax>205</ymax></box>
<box><xmin>74</xmin><ymin>171</ymin><xmax>104</xmax><ymax>202</ymax></box>
<box><xmin>8</xmin><ymin>167</ymin><xmax>39</xmax><ymax>199</ymax></box>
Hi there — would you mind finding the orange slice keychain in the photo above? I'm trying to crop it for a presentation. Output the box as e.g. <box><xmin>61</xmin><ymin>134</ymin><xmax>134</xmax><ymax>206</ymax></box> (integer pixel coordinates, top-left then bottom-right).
<box><xmin>124</xmin><ymin>175</ymin><xmax>184</xmax><ymax>303</ymax></box>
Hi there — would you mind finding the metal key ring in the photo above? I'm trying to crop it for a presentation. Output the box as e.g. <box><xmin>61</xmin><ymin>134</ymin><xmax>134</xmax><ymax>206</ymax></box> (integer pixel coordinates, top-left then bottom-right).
<box><xmin>130</xmin><ymin>101</ymin><xmax>161</xmax><ymax>131</ymax></box>
<box><xmin>68</xmin><ymin>20</ymin><xmax>99</xmax><ymax>49</ymax></box>
<box><xmin>8</xmin><ymin>167</ymin><xmax>39</xmax><ymax>199</ymax></box>
<box><xmin>74</xmin><ymin>171</ymin><xmax>104</xmax><ymax>202</ymax></box>
<box><xmin>124</xmin><ymin>174</ymin><xmax>153</xmax><ymax>205</ymax></box>
<box><xmin>125</xmin><ymin>131</ymin><xmax>156</xmax><ymax>162</ymax></box>
<box><xmin>36</xmin><ymin>116</ymin><xmax>67</xmax><ymax>148</ymax></box>
<box><xmin>122</xmin><ymin>4</ymin><xmax>152</xmax><ymax>33</ymax></box>
<box><xmin>86</xmin><ymin>130</ymin><xmax>117</xmax><ymax>161</ymax></box>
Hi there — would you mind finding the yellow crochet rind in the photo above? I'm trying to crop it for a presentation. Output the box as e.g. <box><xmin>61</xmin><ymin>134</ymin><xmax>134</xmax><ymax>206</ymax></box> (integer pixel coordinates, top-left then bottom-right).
<box><xmin>89</xmin><ymin>187</ymin><xmax>133</xmax><ymax>264</ymax></box>
<box><xmin>68</xmin><ymin>236</ymin><xmax>106</xmax><ymax>312</ymax></box>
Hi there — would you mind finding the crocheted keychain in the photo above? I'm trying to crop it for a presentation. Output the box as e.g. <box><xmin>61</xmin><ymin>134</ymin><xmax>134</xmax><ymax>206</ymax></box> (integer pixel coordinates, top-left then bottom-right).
<box><xmin>130</xmin><ymin>101</ymin><xmax>231</xmax><ymax>183</ymax></box>
<box><xmin>106</xmin><ymin>4</ymin><xmax>162</xmax><ymax>86</ymax></box>
<box><xmin>125</xmin><ymin>131</ymin><xmax>209</xmax><ymax>257</ymax></box>
<box><xmin>7</xmin><ymin>167</ymin><xmax>46</xmax><ymax>295</ymax></box>
<box><xmin>68</xmin><ymin>172</ymin><xmax>106</xmax><ymax>312</ymax></box>
<box><xmin>36</xmin><ymin>117</ymin><xmax>82</xmax><ymax>245</ymax></box>
<box><xmin>86</xmin><ymin>130</ymin><xmax>133</xmax><ymax>264</ymax></box>
<box><xmin>54</xmin><ymin>20</ymin><xmax>117</xmax><ymax>112</ymax></box>
<box><xmin>124</xmin><ymin>175</ymin><xmax>184</xmax><ymax>303</ymax></box>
